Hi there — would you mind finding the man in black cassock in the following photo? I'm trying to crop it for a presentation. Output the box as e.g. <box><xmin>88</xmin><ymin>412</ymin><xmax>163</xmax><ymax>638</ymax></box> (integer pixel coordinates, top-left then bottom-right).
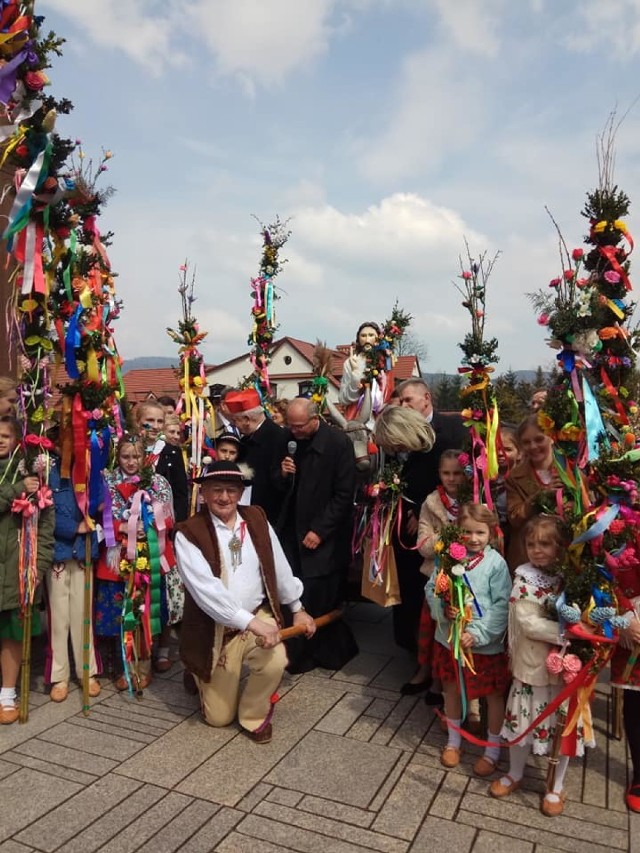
<box><xmin>278</xmin><ymin>397</ymin><xmax>358</xmax><ymax>673</ymax></box>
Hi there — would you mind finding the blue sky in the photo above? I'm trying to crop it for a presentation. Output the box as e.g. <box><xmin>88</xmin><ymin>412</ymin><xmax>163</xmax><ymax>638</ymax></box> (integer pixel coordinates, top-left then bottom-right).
<box><xmin>39</xmin><ymin>0</ymin><xmax>640</xmax><ymax>374</ymax></box>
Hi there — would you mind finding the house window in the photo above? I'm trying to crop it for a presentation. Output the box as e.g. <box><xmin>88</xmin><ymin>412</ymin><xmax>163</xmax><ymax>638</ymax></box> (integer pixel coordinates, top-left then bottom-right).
<box><xmin>298</xmin><ymin>381</ymin><xmax>313</xmax><ymax>397</ymax></box>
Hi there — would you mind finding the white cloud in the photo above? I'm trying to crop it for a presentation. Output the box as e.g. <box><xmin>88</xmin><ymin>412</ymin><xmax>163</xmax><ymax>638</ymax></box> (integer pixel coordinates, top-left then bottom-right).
<box><xmin>185</xmin><ymin>0</ymin><xmax>337</xmax><ymax>87</ymax></box>
<box><xmin>427</xmin><ymin>0</ymin><xmax>507</xmax><ymax>57</ymax></box>
<box><xmin>356</xmin><ymin>47</ymin><xmax>488</xmax><ymax>182</ymax></box>
<box><xmin>564</xmin><ymin>0</ymin><xmax>640</xmax><ymax>57</ymax></box>
<box><xmin>40</xmin><ymin>0</ymin><xmax>186</xmax><ymax>75</ymax></box>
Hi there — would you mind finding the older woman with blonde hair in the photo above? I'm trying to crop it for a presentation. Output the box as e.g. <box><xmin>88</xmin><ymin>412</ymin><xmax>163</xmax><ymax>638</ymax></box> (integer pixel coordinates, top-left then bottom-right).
<box><xmin>374</xmin><ymin>404</ymin><xmax>435</xmax><ymax>454</ymax></box>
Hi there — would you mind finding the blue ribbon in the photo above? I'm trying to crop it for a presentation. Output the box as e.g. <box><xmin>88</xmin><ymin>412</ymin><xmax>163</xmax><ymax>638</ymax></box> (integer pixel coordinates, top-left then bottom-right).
<box><xmin>65</xmin><ymin>305</ymin><xmax>83</xmax><ymax>379</ymax></box>
<box><xmin>557</xmin><ymin>347</ymin><xmax>575</xmax><ymax>373</ymax></box>
<box><xmin>582</xmin><ymin>376</ymin><xmax>608</xmax><ymax>461</ymax></box>
<box><xmin>571</xmin><ymin>504</ymin><xmax>619</xmax><ymax>545</ymax></box>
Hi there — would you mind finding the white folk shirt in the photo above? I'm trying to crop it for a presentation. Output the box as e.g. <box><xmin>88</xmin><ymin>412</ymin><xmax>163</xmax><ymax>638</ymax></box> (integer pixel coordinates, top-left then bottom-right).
<box><xmin>174</xmin><ymin>512</ymin><xmax>303</xmax><ymax>632</ymax></box>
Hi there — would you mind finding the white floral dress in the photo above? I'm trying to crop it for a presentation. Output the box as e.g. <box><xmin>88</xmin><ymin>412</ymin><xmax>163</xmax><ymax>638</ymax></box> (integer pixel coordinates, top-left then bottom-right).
<box><xmin>501</xmin><ymin>565</ymin><xmax>594</xmax><ymax>756</ymax></box>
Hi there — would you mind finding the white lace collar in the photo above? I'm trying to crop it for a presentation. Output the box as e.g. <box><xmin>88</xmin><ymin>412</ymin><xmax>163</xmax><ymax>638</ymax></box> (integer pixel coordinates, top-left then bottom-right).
<box><xmin>516</xmin><ymin>563</ymin><xmax>560</xmax><ymax>590</ymax></box>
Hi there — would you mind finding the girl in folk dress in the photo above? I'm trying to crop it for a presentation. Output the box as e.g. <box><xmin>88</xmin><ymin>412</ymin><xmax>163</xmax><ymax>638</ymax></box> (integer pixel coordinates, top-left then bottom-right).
<box><xmin>94</xmin><ymin>436</ymin><xmax>173</xmax><ymax>690</ymax></box>
<box><xmin>490</xmin><ymin>515</ymin><xmax>592</xmax><ymax>817</ymax></box>
<box><xmin>405</xmin><ymin>450</ymin><xmax>465</xmax><ymax>704</ymax></box>
<box><xmin>426</xmin><ymin>503</ymin><xmax>511</xmax><ymax>776</ymax></box>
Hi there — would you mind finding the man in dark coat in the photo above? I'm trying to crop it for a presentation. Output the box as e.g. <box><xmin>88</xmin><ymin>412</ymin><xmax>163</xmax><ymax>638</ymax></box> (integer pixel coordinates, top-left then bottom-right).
<box><xmin>278</xmin><ymin>398</ymin><xmax>359</xmax><ymax>673</ymax></box>
<box><xmin>392</xmin><ymin>379</ymin><xmax>468</xmax><ymax>654</ymax></box>
<box><xmin>228</xmin><ymin>389</ymin><xmax>287</xmax><ymax>525</ymax></box>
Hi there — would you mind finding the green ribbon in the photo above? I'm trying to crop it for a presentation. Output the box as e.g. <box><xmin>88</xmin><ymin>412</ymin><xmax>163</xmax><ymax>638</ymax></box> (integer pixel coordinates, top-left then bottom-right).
<box><xmin>146</xmin><ymin>526</ymin><xmax>163</xmax><ymax>638</ymax></box>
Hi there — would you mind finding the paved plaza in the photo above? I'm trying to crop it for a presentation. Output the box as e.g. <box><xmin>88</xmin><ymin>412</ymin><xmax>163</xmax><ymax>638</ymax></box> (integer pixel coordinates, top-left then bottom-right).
<box><xmin>0</xmin><ymin>602</ymin><xmax>636</xmax><ymax>852</ymax></box>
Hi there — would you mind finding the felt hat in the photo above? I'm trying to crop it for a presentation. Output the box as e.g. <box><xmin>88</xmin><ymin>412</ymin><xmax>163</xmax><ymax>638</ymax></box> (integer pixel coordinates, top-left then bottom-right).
<box><xmin>193</xmin><ymin>461</ymin><xmax>248</xmax><ymax>485</ymax></box>
<box><xmin>225</xmin><ymin>388</ymin><xmax>261</xmax><ymax>414</ymax></box>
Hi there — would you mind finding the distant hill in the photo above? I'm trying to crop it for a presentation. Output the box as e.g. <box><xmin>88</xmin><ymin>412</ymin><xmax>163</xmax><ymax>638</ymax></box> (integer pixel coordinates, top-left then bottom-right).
<box><xmin>122</xmin><ymin>357</ymin><xmax>177</xmax><ymax>375</ymax></box>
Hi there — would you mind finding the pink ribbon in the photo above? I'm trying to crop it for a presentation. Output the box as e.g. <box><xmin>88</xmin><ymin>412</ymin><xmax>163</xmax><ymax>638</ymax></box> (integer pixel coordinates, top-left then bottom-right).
<box><xmin>11</xmin><ymin>493</ymin><xmax>35</xmax><ymax>516</ymax></box>
<box><xmin>36</xmin><ymin>484</ymin><xmax>53</xmax><ymax>509</ymax></box>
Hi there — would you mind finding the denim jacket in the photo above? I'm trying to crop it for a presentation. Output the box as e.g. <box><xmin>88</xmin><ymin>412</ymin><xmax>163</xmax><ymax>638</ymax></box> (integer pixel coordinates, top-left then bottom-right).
<box><xmin>426</xmin><ymin>546</ymin><xmax>511</xmax><ymax>655</ymax></box>
<box><xmin>50</xmin><ymin>458</ymin><xmax>98</xmax><ymax>563</ymax></box>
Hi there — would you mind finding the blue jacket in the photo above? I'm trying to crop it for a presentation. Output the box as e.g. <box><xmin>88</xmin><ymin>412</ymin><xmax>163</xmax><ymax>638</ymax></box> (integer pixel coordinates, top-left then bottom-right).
<box><xmin>426</xmin><ymin>546</ymin><xmax>511</xmax><ymax>655</ymax></box>
<box><xmin>50</xmin><ymin>458</ymin><xmax>98</xmax><ymax>563</ymax></box>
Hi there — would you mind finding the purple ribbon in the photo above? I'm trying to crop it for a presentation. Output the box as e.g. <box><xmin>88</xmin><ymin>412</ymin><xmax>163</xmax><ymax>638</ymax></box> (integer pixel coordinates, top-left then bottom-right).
<box><xmin>0</xmin><ymin>48</ymin><xmax>27</xmax><ymax>105</ymax></box>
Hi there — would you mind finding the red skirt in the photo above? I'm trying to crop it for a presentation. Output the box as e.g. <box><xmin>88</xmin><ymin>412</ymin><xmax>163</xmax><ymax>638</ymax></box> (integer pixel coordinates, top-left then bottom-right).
<box><xmin>611</xmin><ymin>644</ymin><xmax>640</xmax><ymax>688</ymax></box>
<box><xmin>433</xmin><ymin>641</ymin><xmax>510</xmax><ymax>699</ymax></box>
<box><xmin>417</xmin><ymin>601</ymin><xmax>436</xmax><ymax>666</ymax></box>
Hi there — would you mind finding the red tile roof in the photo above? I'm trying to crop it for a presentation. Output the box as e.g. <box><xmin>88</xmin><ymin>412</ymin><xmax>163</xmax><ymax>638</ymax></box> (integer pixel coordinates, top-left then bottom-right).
<box><xmin>123</xmin><ymin>367</ymin><xmax>181</xmax><ymax>403</ymax></box>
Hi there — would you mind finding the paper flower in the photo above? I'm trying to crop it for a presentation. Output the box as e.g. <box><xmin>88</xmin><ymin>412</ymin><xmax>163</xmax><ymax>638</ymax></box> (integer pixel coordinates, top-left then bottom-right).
<box><xmin>448</xmin><ymin>542</ymin><xmax>467</xmax><ymax>561</ymax></box>
<box><xmin>562</xmin><ymin>654</ymin><xmax>582</xmax><ymax>683</ymax></box>
<box><xmin>546</xmin><ymin>651</ymin><xmax>564</xmax><ymax>675</ymax></box>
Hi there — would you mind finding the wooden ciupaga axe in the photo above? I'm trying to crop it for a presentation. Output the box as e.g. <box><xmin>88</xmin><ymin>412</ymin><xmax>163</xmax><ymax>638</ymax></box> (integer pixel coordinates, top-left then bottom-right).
<box><xmin>255</xmin><ymin>608</ymin><xmax>342</xmax><ymax>646</ymax></box>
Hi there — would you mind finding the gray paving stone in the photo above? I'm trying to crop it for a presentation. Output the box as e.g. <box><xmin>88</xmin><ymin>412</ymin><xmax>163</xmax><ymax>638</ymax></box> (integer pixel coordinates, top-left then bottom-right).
<box><xmin>0</xmin><ymin>841</ymin><xmax>36</xmax><ymax>853</ymax></box>
<box><xmin>12</xmin><ymin>738</ymin><xmax>118</xmax><ymax>776</ymax></box>
<box><xmin>216</xmin><ymin>832</ymin><xmax>296</xmax><ymax>853</ymax></box>
<box><xmin>365</xmin><ymin>698</ymin><xmax>397</xmax><ymax>720</ymax></box>
<box><xmin>374</xmin><ymin>762</ymin><xmax>442</xmax><ymax>838</ymax></box>
<box><xmin>630</xmin><ymin>811</ymin><xmax>640</xmax><ymax>853</ymax></box>
<box><xmin>69</xmin><ymin>713</ymin><xmax>157</xmax><ymax>744</ymax></box>
<box><xmin>236</xmin><ymin>782</ymin><xmax>274</xmax><ymax>812</ymax></box>
<box><xmin>176</xmin><ymin>807</ymin><xmax>244</xmax><ymax>853</ymax></box>
<box><xmin>60</xmin><ymin>783</ymin><xmax>168</xmax><ymax>853</ymax></box>
<box><xmin>266</xmin><ymin>786</ymin><xmax>303</xmax><ymax>808</ymax></box>
<box><xmin>387</xmin><ymin>700</ymin><xmax>430</xmax><ymax>752</ymax></box>
<box><xmin>457</xmin><ymin>806</ymin><xmax>622</xmax><ymax>853</ymax></box>
<box><xmin>298</xmin><ymin>795</ymin><xmax>374</xmax><ymax>828</ymax></box>
<box><xmin>0</xmin><ymin>768</ymin><xmax>82</xmax><ymax>842</ymax></box>
<box><xmin>100</xmin><ymin>693</ymin><xmax>189</xmax><ymax>725</ymax></box>
<box><xmin>241</xmin><ymin>808</ymin><xmax>407</xmax><ymax>853</ymax></box>
<box><xmin>370</xmin><ymin>657</ymin><xmax>417</xmax><ymax>692</ymax></box>
<box><xmin>428</xmin><ymin>770</ymin><xmax>468</xmax><ymax>819</ymax></box>
<box><xmin>115</xmin><ymin>715</ymin><xmax>236</xmax><ymax>788</ymax></box>
<box><xmin>0</xmin><ymin>697</ymin><xmax>84</xmax><ymax>754</ymax></box>
<box><xmin>139</xmin><ymin>677</ymin><xmax>202</xmax><ymax>711</ymax></box>
<box><xmin>36</xmin><ymin>719</ymin><xmax>144</xmax><ymax>760</ymax></box>
<box><xmin>0</xmin><ymin>759</ymin><xmax>19</xmax><ymax>781</ymax></box>
<box><xmin>97</xmin><ymin>791</ymin><xmax>196</xmax><ymax>853</ymax></box>
<box><xmin>135</xmin><ymin>798</ymin><xmax>220</xmax><ymax>852</ymax></box>
<box><xmin>370</xmin><ymin>696</ymin><xmax>420</xmax><ymax>746</ymax></box>
<box><xmin>369</xmin><ymin>751</ymin><xmax>411</xmax><ymax>812</ymax></box>
<box><xmin>1</xmin><ymin>750</ymin><xmax>97</xmax><ymax>785</ymax></box>
<box><xmin>330</xmin><ymin>651</ymin><xmax>390</xmax><ymax>686</ymax></box>
<box><xmin>472</xmin><ymin>830</ymin><xmax>534</xmax><ymax>852</ymax></box>
<box><xmin>178</xmin><ymin>680</ymin><xmax>344</xmax><ymax>806</ymax></box>
<box><xmin>314</xmin><ymin>694</ymin><xmax>373</xmax><ymax>735</ymax></box>
<box><xmin>266</xmin><ymin>729</ymin><xmax>402</xmax><ymax>808</ymax></box>
<box><xmin>607</xmin><ymin>717</ymin><xmax>630</xmax><ymax>812</ymax></box>
<box><xmin>410</xmin><ymin>815</ymin><xmax>476</xmax><ymax>852</ymax></box>
<box><xmin>80</xmin><ymin>706</ymin><xmax>172</xmax><ymax>737</ymax></box>
<box><xmin>347</xmin><ymin>716</ymin><xmax>381</xmax><ymax>741</ymax></box>
<box><xmin>14</xmin><ymin>773</ymin><xmax>141</xmax><ymax>851</ymax></box>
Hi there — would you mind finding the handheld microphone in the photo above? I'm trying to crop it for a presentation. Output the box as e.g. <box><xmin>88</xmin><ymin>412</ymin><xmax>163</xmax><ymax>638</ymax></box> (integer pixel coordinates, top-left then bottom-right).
<box><xmin>287</xmin><ymin>440</ymin><xmax>297</xmax><ymax>457</ymax></box>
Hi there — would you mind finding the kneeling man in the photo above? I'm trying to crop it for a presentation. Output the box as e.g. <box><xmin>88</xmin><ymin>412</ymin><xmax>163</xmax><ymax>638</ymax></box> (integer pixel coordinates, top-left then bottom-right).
<box><xmin>175</xmin><ymin>461</ymin><xmax>315</xmax><ymax>742</ymax></box>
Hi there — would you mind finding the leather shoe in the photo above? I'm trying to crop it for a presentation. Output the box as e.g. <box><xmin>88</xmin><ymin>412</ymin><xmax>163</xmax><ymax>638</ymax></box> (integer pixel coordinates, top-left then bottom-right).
<box><xmin>246</xmin><ymin>723</ymin><xmax>272</xmax><ymax>744</ymax></box>
<box><xmin>424</xmin><ymin>690</ymin><xmax>444</xmax><ymax>706</ymax></box>
<box><xmin>0</xmin><ymin>705</ymin><xmax>19</xmax><ymax>725</ymax></box>
<box><xmin>440</xmin><ymin>746</ymin><xmax>461</xmax><ymax>768</ymax></box>
<box><xmin>489</xmin><ymin>775</ymin><xmax>521</xmax><ymax>798</ymax></box>
<box><xmin>50</xmin><ymin>681</ymin><xmax>69</xmax><ymax>703</ymax></box>
<box><xmin>400</xmin><ymin>677</ymin><xmax>432</xmax><ymax>696</ymax></box>
<box><xmin>88</xmin><ymin>678</ymin><xmax>101</xmax><ymax>698</ymax></box>
<box><xmin>115</xmin><ymin>673</ymin><xmax>152</xmax><ymax>692</ymax></box>
<box><xmin>541</xmin><ymin>791</ymin><xmax>566</xmax><ymax>817</ymax></box>
<box><xmin>473</xmin><ymin>756</ymin><xmax>497</xmax><ymax>777</ymax></box>
<box><xmin>626</xmin><ymin>784</ymin><xmax>640</xmax><ymax>813</ymax></box>
<box><xmin>153</xmin><ymin>657</ymin><xmax>173</xmax><ymax>674</ymax></box>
